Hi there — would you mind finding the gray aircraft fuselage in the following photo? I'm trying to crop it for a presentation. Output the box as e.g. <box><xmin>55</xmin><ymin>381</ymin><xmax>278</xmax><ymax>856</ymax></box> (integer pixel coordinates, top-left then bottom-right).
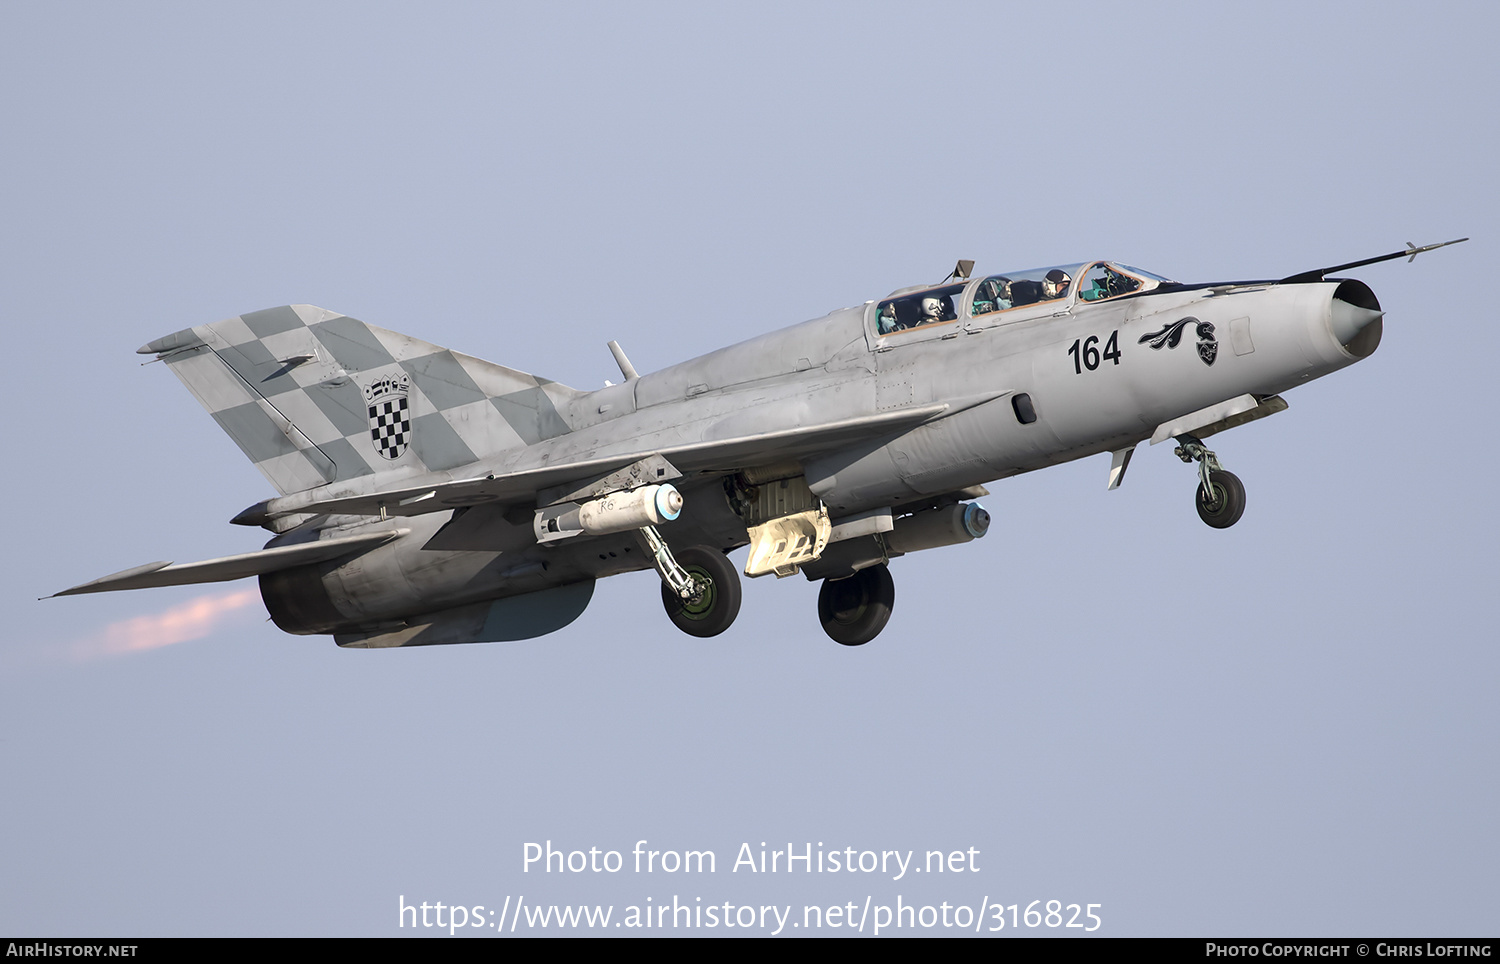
<box><xmin>60</xmin><ymin>251</ymin><xmax>1414</xmax><ymax>647</ymax></box>
<box><xmin>255</xmin><ymin>264</ymin><xmax>1380</xmax><ymax>644</ymax></box>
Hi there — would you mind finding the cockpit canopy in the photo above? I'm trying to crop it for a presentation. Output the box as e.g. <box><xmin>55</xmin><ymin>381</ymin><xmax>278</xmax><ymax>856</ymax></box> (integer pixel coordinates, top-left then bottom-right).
<box><xmin>875</xmin><ymin>261</ymin><xmax>1174</xmax><ymax>336</ymax></box>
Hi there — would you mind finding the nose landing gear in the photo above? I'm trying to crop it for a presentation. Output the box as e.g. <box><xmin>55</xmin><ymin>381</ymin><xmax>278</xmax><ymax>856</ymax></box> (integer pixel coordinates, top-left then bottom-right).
<box><xmin>1195</xmin><ymin>469</ymin><xmax>1246</xmax><ymax>528</ymax></box>
<box><xmin>1175</xmin><ymin>436</ymin><xmax>1246</xmax><ymax>529</ymax></box>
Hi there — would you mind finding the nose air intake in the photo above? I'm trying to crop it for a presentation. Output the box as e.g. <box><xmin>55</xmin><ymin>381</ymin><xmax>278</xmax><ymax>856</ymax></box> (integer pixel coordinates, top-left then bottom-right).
<box><xmin>1330</xmin><ymin>279</ymin><xmax>1383</xmax><ymax>357</ymax></box>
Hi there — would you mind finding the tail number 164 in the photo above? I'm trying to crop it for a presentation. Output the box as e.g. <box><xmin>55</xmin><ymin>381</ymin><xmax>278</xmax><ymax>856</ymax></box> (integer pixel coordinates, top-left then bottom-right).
<box><xmin>1067</xmin><ymin>330</ymin><xmax>1121</xmax><ymax>374</ymax></box>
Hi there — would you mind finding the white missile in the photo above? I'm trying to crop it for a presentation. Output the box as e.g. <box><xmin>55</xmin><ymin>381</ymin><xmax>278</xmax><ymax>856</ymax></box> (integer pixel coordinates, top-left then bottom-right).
<box><xmin>534</xmin><ymin>484</ymin><xmax>683</xmax><ymax>543</ymax></box>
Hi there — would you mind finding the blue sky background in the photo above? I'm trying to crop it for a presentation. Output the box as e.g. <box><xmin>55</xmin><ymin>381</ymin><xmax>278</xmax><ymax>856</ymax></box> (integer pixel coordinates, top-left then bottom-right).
<box><xmin>2</xmin><ymin>1</ymin><xmax>1495</xmax><ymax>936</ymax></box>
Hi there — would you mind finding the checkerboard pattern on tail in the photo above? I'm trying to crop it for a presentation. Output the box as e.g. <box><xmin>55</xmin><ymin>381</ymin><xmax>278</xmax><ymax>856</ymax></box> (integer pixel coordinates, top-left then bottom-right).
<box><xmin>369</xmin><ymin>395</ymin><xmax>411</xmax><ymax>460</ymax></box>
<box><xmin>138</xmin><ymin>305</ymin><xmax>580</xmax><ymax>496</ymax></box>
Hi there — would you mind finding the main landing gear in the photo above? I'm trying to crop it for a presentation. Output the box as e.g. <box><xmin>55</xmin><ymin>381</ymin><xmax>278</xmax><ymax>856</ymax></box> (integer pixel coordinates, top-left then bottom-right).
<box><xmin>645</xmin><ymin>527</ymin><xmax>899</xmax><ymax>646</ymax></box>
<box><xmin>1174</xmin><ymin>435</ymin><xmax>1246</xmax><ymax>529</ymax></box>
<box><xmin>642</xmin><ymin>525</ymin><xmax>743</xmax><ymax>638</ymax></box>
<box><xmin>817</xmin><ymin>564</ymin><xmax>896</xmax><ymax>646</ymax></box>
<box><xmin>659</xmin><ymin>546</ymin><xmax>742</xmax><ymax>637</ymax></box>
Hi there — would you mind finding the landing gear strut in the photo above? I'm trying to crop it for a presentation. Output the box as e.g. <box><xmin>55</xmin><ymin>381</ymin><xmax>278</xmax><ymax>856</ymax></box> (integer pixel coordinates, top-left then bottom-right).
<box><xmin>1175</xmin><ymin>435</ymin><xmax>1246</xmax><ymax>529</ymax></box>
<box><xmin>818</xmin><ymin>564</ymin><xmax>895</xmax><ymax>646</ymax></box>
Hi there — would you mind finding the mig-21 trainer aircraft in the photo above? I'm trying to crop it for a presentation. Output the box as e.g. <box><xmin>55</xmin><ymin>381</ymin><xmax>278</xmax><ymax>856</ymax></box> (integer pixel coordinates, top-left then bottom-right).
<box><xmin>54</xmin><ymin>239</ymin><xmax>1466</xmax><ymax>647</ymax></box>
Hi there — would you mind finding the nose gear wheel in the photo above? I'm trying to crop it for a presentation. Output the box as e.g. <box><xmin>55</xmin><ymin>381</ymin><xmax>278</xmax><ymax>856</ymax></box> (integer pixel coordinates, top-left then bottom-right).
<box><xmin>1195</xmin><ymin>470</ymin><xmax>1246</xmax><ymax>528</ymax></box>
<box><xmin>1175</xmin><ymin>435</ymin><xmax>1247</xmax><ymax>529</ymax></box>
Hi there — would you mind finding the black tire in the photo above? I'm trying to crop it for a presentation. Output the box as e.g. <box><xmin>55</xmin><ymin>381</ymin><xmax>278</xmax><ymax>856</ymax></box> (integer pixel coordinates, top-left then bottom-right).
<box><xmin>817</xmin><ymin>564</ymin><xmax>895</xmax><ymax>646</ymax></box>
<box><xmin>1196</xmin><ymin>470</ymin><xmax>1246</xmax><ymax>529</ymax></box>
<box><xmin>661</xmin><ymin>546</ymin><xmax>742</xmax><ymax>638</ymax></box>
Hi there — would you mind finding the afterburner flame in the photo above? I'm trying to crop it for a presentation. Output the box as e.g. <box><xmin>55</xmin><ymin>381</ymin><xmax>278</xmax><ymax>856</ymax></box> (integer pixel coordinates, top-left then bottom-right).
<box><xmin>73</xmin><ymin>587</ymin><xmax>262</xmax><ymax>660</ymax></box>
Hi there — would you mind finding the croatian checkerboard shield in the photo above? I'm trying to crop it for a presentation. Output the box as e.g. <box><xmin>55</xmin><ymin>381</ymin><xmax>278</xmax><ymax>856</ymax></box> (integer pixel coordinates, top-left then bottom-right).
<box><xmin>365</xmin><ymin>372</ymin><xmax>412</xmax><ymax>460</ymax></box>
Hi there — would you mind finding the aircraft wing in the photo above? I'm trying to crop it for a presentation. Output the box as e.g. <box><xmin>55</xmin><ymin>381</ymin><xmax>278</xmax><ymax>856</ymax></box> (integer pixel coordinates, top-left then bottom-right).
<box><xmin>51</xmin><ymin>529</ymin><xmax>407</xmax><ymax>596</ymax></box>
<box><xmin>252</xmin><ymin>400</ymin><xmax>979</xmax><ymax>522</ymax></box>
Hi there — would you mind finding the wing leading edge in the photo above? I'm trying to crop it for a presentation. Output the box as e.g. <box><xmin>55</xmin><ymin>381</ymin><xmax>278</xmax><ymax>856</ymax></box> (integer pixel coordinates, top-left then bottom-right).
<box><xmin>51</xmin><ymin>529</ymin><xmax>407</xmax><ymax>596</ymax></box>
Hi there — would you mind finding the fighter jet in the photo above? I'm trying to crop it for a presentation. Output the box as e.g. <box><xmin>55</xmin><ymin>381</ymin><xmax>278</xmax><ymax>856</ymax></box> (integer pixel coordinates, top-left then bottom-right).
<box><xmin>53</xmin><ymin>239</ymin><xmax>1466</xmax><ymax>647</ymax></box>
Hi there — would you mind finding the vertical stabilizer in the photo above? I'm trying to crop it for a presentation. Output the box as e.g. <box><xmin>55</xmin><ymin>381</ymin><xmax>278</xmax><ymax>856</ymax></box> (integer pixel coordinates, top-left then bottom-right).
<box><xmin>140</xmin><ymin>305</ymin><xmax>579</xmax><ymax>495</ymax></box>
